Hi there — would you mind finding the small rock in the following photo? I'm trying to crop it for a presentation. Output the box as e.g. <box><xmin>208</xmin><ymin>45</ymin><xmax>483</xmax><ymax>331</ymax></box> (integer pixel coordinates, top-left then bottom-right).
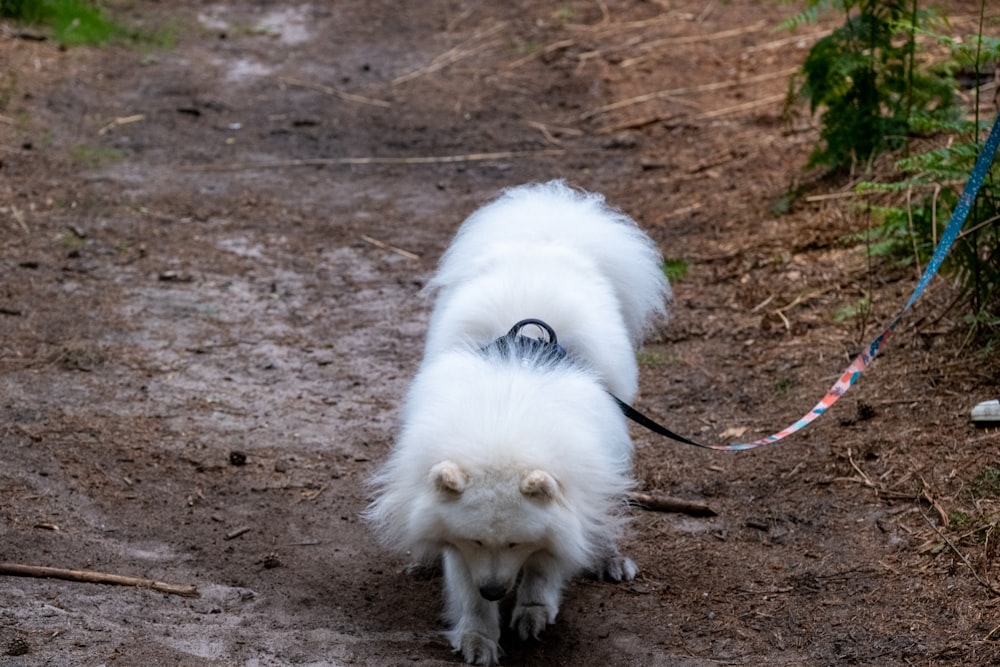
<box><xmin>972</xmin><ymin>399</ymin><xmax>1000</xmax><ymax>426</ymax></box>
<box><xmin>229</xmin><ymin>451</ymin><xmax>247</xmax><ymax>466</ymax></box>
<box><xmin>158</xmin><ymin>270</ymin><xmax>193</xmax><ymax>283</ymax></box>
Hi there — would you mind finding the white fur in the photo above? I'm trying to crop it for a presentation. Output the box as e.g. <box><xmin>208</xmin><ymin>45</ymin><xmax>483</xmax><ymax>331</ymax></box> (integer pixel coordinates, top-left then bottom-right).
<box><xmin>365</xmin><ymin>181</ymin><xmax>669</xmax><ymax>665</ymax></box>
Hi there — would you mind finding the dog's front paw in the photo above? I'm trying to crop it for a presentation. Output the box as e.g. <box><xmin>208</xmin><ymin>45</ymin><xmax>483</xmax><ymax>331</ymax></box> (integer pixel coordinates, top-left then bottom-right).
<box><xmin>454</xmin><ymin>631</ymin><xmax>500</xmax><ymax>666</ymax></box>
<box><xmin>600</xmin><ymin>554</ymin><xmax>638</xmax><ymax>582</ymax></box>
<box><xmin>511</xmin><ymin>603</ymin><xmax>554</xmax><ymax>641</ymax></box>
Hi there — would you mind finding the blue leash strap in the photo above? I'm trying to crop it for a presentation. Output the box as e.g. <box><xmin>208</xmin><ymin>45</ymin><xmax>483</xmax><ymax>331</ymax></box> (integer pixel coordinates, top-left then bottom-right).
<box><xmin>906</xmin><ymin>117</ymin><xmax>1000</xmax><ymax>310</ymax></box>
<box><xmin>624</xmin><ymin>112</ymin><xmax>1000</xmax><ymax>451</ymax></box>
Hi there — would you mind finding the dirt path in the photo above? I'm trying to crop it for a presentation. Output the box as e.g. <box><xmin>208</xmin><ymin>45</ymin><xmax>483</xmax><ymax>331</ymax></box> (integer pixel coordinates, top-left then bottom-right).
<box><xmin>2</xmin><ymin>1</ymin><xmax>999</xmax><ymax>665</ymax></box>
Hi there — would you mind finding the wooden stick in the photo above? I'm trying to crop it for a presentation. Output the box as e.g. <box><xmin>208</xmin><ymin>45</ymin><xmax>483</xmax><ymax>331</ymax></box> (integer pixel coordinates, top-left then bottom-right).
<box><xmin>580</xmin><ymin>68</ymin><xmax>797</xmax><ymax>120</ymax></box>
<box><xmin>97</xmin><ymin>114</ymin><xmax>146</xmax><ymax>136</ymax></box>
<box><xmin>627</xmin><ymin>491</ymin><xmax>717</xmax><ymax>517</ymax></box>
<box><xmin>805</xmin><ymin>191</ymin><xmax>860</xmax><ymax>203</ymax></box>
<box><xmin>698</xmin><ymin>93</ymin><xmax>786</xmax><ymax>119</ymax></box>
<box><xmin>224</xmin><ymin>526</ymin><xmax>252</xmax><ymax>540</ymax></box>
<box><xmin>0</xmin><ymin>562</ymin><xmax>200</xmax><ymax>598</ymax></box>
<box><xmin>742</xmin><ymin>29</ymin><xmax>832</xmax><ymax>54</ymax></box>
<box><xmin>183</xmin><ymin>149</ymin><xmax>566</xmax><ymax>172</ymax></box>
<box><xmin>360</xmin><ymin>234</ymin><xmax>421</xmax><ymax>261</ymax></box>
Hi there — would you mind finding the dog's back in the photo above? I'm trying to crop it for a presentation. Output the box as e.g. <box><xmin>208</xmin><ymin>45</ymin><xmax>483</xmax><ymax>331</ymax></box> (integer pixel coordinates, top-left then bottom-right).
<box><xmin>423</xmin><ymin>180</ymin><xmax>670</xmax><ymax>400</ymax></box>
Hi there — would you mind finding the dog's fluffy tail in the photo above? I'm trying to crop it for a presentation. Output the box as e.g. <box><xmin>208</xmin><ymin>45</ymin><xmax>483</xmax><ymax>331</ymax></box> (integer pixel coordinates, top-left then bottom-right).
<box><xmin>429</xmin><ymin>180</ymin><xmax>670</xmax><ymax>346</ymax></box>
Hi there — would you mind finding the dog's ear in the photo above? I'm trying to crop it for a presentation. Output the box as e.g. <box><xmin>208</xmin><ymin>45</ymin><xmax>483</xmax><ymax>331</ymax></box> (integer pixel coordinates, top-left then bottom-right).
<box><xmin>430</xmin><ymin>460</ymin><xmax>469</xmax><ymax>494</ymax></box>
<box><xmin>520</xmin><ymin>470</ymin><xmax>558</xmax><ymax>501</ymax></box>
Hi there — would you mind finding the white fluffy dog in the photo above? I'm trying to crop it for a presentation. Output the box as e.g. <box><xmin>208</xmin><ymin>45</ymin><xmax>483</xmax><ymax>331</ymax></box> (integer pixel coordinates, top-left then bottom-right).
<box><xmin>365</xmin><ymin>181</ymin><xmax>670</xmax><ymax>665</ymax></box>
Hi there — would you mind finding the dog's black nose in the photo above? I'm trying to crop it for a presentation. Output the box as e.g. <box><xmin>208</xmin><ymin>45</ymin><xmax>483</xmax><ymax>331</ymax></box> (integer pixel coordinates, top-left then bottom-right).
<box><xmin>479</xmin><ymin>584</ymin><xmax>506</xmax><ymax>601</ymax></box>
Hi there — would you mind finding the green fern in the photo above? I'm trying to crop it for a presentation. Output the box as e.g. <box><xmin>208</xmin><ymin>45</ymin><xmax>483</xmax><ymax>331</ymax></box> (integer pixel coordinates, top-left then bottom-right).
<box><xmin>785</xmin><ymin>0</ymin><xmax>958</xmax><ymax>172</ymax></box>
<box><xmin>858</xmin><ymin>116</ymin><xmax>1000</xmax><ymax>322</ymax></box>
<box><xmin>776</xmin><ymin>0</ymin><xmax>844</xmax><ymax>32</ymax></box>
<box><xmin>792</xmin><ymin>1</ymin><xmax>999</xmax><ymax>337</ymax></box>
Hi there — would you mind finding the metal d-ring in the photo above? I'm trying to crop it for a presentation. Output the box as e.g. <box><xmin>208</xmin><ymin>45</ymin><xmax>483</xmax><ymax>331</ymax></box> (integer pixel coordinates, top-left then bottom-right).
<box><xmin>507</xmin><ymin>318</ymin><xmax>558</xmax><ymax>346</ymax></box>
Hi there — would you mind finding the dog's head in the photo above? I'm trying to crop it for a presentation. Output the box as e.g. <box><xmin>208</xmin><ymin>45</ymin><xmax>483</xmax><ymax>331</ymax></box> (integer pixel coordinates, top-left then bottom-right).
<box><xmin>427</xmin><ymin>460</ymin><xmax>563</xmax><ymax>601</ymax></box>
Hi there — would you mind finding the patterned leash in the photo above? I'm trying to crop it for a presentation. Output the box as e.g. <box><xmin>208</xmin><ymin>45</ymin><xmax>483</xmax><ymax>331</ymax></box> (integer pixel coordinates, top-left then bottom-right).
<box><xmin>630</xmin><ymin>112</ymin><xmax>1000</xmax><ymax>451</ymax></box>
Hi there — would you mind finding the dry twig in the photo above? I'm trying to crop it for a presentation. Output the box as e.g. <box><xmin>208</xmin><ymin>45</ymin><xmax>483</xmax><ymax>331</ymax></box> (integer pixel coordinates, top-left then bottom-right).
<box><xmin>917</xmin><ymin>508</ymin><xmax>1000</xmax><ymax>597</ymax></box>
<box><xmin>580</xmin><ymin>68</ymin><xmax>797</xmax><ymax>120</ymax></box>
<box><xmin>393</xmin><ymin>22</ymin><xmax>507</xmax><ymax>85</ymax></box>
<box><xmin>183</xmin><ymin>149</ymin><xmax>566</xmax><ymax>172</ymax></box>
<box><xmin>805</xmin><ymin>191</ymin><xmax>859</xmax><ymax>203</ymax></box>
<box><xmin>627</xmin><ymin>491</ymin><xmax>717</xmax><ymax>517</ymax></box>
<box><xmin>97</xmin><ymin>114</ymin><xmax>145</xmax><ymax>136</ymax></box>
<box><xmin>619</xmin><ymin>21</ymin><xmax>769</xmax><ymax>68</ymax></box>
<box><xmin>525</xmin><ymin>120</ymin><xmax>583</xmax><ymax>146</ymax></box>
<box><xmin>698</xmin><ymin>93</ymin><xmax>786</xmax><ymax>120</ymax></box>
<box><xmin>296</xmin><ymin>483</ymin><xmax>330</xmax><ymax>503</ymax></box>
<box><xmin>742</xmin><ymin>29</ymin><xmax>832</xmax><ymax>54</ymax></box>
<box><xmin>504</xmin><ymin>39</ymin><xmax>576</xmax><ymax>70</ymax></box>
<box><xmin>0</xmin><ymin>562</ymin><xmax>200</xmax><ymax>598</ymax></box>
<box><xmin>225</xmin><ymin>526</ymin><xmax>252</xmax><ymax>540</ymax></box>
<box><xmin>846</xmin><ymin>448</ymin><xmax>876</xmax><ymax>488</ymax></box>
<box><xmin>359</xmin><ymin>235</ymin><xmax>420</xmax><ymax>261</ymax></box>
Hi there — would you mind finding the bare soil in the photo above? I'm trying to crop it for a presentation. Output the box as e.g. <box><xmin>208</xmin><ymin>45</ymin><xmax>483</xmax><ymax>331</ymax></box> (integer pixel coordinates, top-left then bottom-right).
<box><xmin>2</xmin><ymin>1</ymin><xmax>999</xmax><ymax>665</ymax></box>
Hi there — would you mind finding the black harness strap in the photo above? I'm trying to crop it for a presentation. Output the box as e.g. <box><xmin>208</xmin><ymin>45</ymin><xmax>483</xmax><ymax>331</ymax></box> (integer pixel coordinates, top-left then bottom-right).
<box><xmin>609</xmin><ymin>395</ymin><xmax>705</xmax><ymax>448</ymax></box>
<box><xmin>484</xmin><ymin>319</ymin><xmax>705</xmax><ymax>448</ymax></box>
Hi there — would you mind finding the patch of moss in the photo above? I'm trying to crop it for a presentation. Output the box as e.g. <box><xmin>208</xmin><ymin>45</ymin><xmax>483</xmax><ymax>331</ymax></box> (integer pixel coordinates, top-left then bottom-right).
<box><xmin>663</xmin><ymin>258</ymin><xmax>688</xmax><ymax>283</ymax></box>
<box><xmin>2</xmin><ymin>0</ymin><xmax>175</xmax><ymax>48</ymax></box>
<box><xmin>71</xmin><ymin>144</ymin><xmax>124</xmax><ymax>168</ymax></box>
<box><xmin>971</xmin><ymin>464</ymin><xmax>1000</xmax><ymax>499</ymax></box>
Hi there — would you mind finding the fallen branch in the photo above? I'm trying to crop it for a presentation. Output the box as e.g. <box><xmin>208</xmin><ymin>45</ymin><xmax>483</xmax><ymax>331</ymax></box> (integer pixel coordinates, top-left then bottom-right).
<box><xmin>183</xmin><ymin>149</ymin><xmax>566</xmax><ymax>172</ymax></box>
<box><xmin>580</xmin><ymin>67</ymin><xmax>797</xmax><ymax>120</ymax></box>
<box><xmin>0</xmin><ymin>562</ymin><xmax>200</xmax><ymax>598</ymax></box>
<box><xmin>627</xmin><ymin>491</ymin><xmax>717</xmax><ymax>517</ymax></box>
